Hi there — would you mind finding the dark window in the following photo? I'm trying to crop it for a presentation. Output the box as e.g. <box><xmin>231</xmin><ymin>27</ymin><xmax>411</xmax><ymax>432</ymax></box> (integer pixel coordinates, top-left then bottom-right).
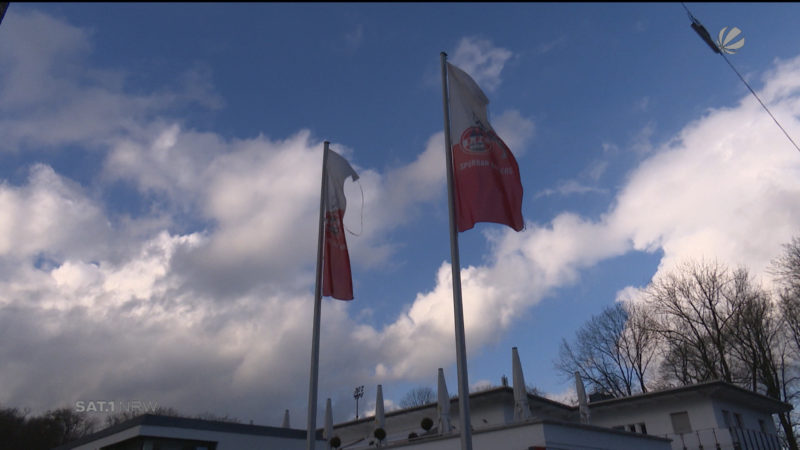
<box><xmin>722</xmin><ymin>410</ymin><xmax>733</xmax><ymax>428</ymax></box>
<box><xmin>638</xmin><ymin>422</ymin><xmax>648</xmax><ymax>435</ymax></box>
<box><xmin>670</xmin><ymin>411</ymin><xmax>692</xmax><ymax>434</ymax></box>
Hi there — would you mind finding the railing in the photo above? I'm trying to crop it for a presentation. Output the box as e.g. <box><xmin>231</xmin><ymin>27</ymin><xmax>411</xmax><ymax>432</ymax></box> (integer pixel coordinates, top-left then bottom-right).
<box><xmin>662</xmin><ymin>426</ymin><xmax>783</xmax><ymax>450</ymax></box>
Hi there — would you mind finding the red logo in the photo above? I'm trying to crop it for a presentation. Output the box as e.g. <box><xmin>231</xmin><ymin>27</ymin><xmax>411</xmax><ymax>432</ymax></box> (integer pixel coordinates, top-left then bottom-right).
<box><xmin>457</xmin><ymin>126</ymin><xmax>508</xmax><ymax>160</ymax></box>
<box><xmin>459</xmin><ymin>126</ymin><xmax>493</xmax><ymax>154</ymax></box>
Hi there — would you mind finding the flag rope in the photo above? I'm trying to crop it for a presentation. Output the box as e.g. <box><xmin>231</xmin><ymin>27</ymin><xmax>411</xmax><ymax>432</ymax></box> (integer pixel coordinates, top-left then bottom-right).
<box><xmin>344</xmin><ymin>180</ymin><xmax>364</xmax><ymax>237</ymax></box>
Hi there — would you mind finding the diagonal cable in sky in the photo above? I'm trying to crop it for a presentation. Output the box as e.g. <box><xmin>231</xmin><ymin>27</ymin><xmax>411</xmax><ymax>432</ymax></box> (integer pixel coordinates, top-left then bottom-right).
<box><xmin>682</xmin><ymin>2</ymin><xmax>800</xmax><ymax>154</ymax></box>
<box><xmin>0</xmin><ymin>3</ymin><xmax>9</xmax><ymax>29</ymax></box>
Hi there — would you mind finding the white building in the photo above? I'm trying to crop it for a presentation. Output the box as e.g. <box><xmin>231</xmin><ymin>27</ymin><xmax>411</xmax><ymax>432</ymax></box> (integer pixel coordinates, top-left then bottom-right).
<box><xmin>57</xmin><ymin>347</ymin><xmax>791</xmax><ymax>450</ymax></box>
<box><xmin>331</xmin><ymin>386</ymin><xmax>671</xmax><ymax>450</ymax></box>
<box><xmin>328</xmin><ymin>383</ymin><xmax>787</xmax><ymax>450</ymax></box>
<box><xmin>588</xmin><ymin>380</ymin><xmax>789</xmax><ymax>450</ymax></box>
<box><xmin>329</xmin><ymin>347</ymin><xmax>789</xmax><ymax>450</ymax></box>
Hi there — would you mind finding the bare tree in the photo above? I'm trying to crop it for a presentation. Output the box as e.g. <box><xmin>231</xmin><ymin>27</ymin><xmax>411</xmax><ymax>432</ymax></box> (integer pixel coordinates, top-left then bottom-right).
<box><xmin>774</xmin><ymin>236</ymin><xmax>800</xmax><ymax>357</ymax></box>
<box><xmin>647</xmin><ymin>257</ymin><xmax>798</xmax><ymax>448</ymax></box>
<box><xmin>770</xmin><ymin>237</ymin><xmax>800</xmax><ymax>448</ymax></box>
<box><xmin>645</xmin><ymin>259</ymin><xmax>740</xmax><ymax>385</ymax></box>
<box><xmin>556</xmin><ymin>302</ymin><xmax>657</xmax><ymax>397</ymax></box>
<box><xmin>46</xmin><ymin>408</ymin><xmax>97</xmax><ymax>445</ymax></box>
<box><xmin>0</xmin><ymin>406</ymin><xmax>96</xmax><ymax>450</ymax></box>
<box><xmin>620</xmin><ymin>301</ymin><xmax>659</xmax><ymax>393</ymax></box>
<box><xmin>105</xmin><ymin>406</ymin><xmax>182</xmax><ymax>427</ymax></box>
<box><xmin>727</xmin><ymin>273</ymin><xmax>797</xmax><ymax>449</ymax></box>
<box><xmin>399</xmin><ymin>387</ymin><xmax>435</xmax><ymax>408</ymax></box>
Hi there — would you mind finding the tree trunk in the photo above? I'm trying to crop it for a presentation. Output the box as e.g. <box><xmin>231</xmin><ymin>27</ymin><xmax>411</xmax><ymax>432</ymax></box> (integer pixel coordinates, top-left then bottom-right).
<box><xmin>778</xmin><ymin>411</ymin><xmax>798</xmax><ymax>450</ymax></box>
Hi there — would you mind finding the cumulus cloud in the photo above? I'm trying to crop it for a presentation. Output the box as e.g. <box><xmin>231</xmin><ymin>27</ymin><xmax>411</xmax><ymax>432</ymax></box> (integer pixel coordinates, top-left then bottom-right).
<box><xmin>450</xmin><ymin>37</ymin><xmax>513</xmax><ymax>92</ymax></box>
<box><xmin>0</xmin><ymin>10</ymin><xmax>540</xmax><ymax>424</ymax></box>
<box><xmin>535</xmin><ymin>36</ymin><xmax>567</xmax><ymax>56</ymax></box>
<box><xmin>0</xmin><ymin>9</ymin><xmax>223</xmax><ymax>152</ymax></box>
<box><xmin>534</xmin><ymin>159</ymin><xmax>610</xmax><ymax>199</ymax></box>
<box><xmin>611</xmin><ymin>90</ymin><xmax>800</xmax><ymax>280</ymax></box>
<box><xmin>344</xmin><ymin>24</ymin><xmax>364</xmax><ymax>51</ymax></box>
<box><xmin>492</xmin><ymin>110</ymin><xmax>536</xmax><ymax>157</ymax></box>
<box><xmin>2</xmin><ymin>7</ymin><xmax>800</xmax><ymax>431</ymax></box>
<box><xmin>364</xmin><ymin>54</ymin><xmax>800</xmax><ymax>383</ymax></box>
<box><xmin>534</xmin><ymin>180</ymin><xmax>608</xmax><ymax>199</ymax></box>
<box><xmin>0</xmin><ymin>164</ymin><xmax>111</xmax><ymax>261</ymax></box>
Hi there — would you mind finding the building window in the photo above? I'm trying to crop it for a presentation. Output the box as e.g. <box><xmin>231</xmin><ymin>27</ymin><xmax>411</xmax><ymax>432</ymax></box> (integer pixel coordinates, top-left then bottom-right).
<box><xmin>734</xmin><ymin>413</ymin><xmax>744</xmax><ymax>429</ymax></box>
<box><xmin>722</xmin><ymin>410</ymin><xmax>733</xmax><ymax>428</ymax></box>
<box><xmin>627</xmin><ymin>424</ymin><xmax>637</xmax><ymax>432</ymax></box>
<box><xmin>670</xmin><ymin>411</ymin><xmax>692</xmax><ymax>434</ymax></box>
<box><xmin>759</xmin><ymin>419</ymin><xmax>767</xmax><ymax>433</ymax></box>
<box><xmin>638</xmin><ymin>422</ymin><xmax>648</xmax><ymax>435</ymax></box>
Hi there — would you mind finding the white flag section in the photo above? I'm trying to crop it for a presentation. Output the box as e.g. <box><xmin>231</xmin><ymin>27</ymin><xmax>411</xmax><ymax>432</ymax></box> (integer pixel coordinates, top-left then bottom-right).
<box><xmin>447</xmin><ymin>62</ymin><xmax>490</xmax><ymax>136</ymax></box>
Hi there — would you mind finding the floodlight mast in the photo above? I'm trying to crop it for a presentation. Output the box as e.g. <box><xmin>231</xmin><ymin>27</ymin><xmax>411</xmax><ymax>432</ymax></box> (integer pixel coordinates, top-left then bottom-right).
<box><xmin>353</xmin><ymin>385</ymin><xmax>365</xmax><ymax>420</ymax></box>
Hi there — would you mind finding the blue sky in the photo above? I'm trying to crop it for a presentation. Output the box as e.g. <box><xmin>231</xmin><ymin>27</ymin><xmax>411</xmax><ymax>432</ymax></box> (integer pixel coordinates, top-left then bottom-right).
<box><xmin>2</xmin><ymin>2</ymin><xmax>800</xmax><ymax>427</ymax></box>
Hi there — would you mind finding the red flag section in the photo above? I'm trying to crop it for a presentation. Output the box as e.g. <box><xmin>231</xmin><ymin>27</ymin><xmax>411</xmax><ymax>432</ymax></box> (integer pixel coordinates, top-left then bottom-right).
<box><xmin>321</xmin><ymin>148</ymin><xmax>359</xmax><ymax>300</ymax></box>
<box><xmin>447</xmin><ymin>62</ymin><xmax>524</xmax><ymax>232</ymax></box>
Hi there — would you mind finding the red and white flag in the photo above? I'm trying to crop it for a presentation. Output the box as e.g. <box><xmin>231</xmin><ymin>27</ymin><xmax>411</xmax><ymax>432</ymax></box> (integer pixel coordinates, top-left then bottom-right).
<box><xmin>447</xmin><ymin>62</ymin><xmax>524</xmax><ymax>232</ymax></box>
<box><xmin>322</xmin><ymin>148</ymin><xmax>359</xmax><ymax>300</ymax></box>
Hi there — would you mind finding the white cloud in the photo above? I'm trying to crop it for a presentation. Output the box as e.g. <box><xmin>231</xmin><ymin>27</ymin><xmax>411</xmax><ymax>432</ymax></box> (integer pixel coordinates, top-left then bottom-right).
<box><xmin>2</xmin><ymin>8</ymin><xmax>800</xmax><ymax>429</ymax></box>
<box><xmin>0</xmin><ymin>10</ymin><xmax>92</xmax><ymax>109</ymax></box>
<box><xmin>0</xmin><ymin>9</ymin><xmax>223</xmax><ymax>152</ymax></box>
<box><xmin>635</xmin><ymin>96</ymin><xmax>650</xmax><ymax>112</ymax></box>
<box><xmin>450</xmin><ymin>37</ymin><xmax>513</xmax><ymax>92</ymax></box>
<box><xmin>629</xmin><ymin>122</ymin><xmax>655</xmax><ymax>155</ymax></box>
<box><xmin>0</xmin><ymin>164</ymin><xmax>111</xmax><ymax>260</ymax></box>
<box><xmin>345</xmin><ymin>24</ymin><xmax>364</xmax><ymax>51</ymax></box>
<box><xmin>535</xmin><ymin>36</ymin><xmax>566</xmax><ymax>55</ymax></box>
<box><xmin>534</xmin><ymin>180</ymin><xmax>608</xmax><ymax>199</ymax></box>
<box><xmin>535</xmin><ymin>157</ymin><xmax>610</xmax><ymax>200</ymax></box>
<box><xmin>0</xmin><ymin>11</ymin><xmax>542</xmax><ymax>423</ymax></box>
<box><xmin>492</xmin><ymin>110</ymin><xmax>535</xmax><ymax>157</ymax></box>
<box><xmin>611</xmin><ymin>87</ymin><xmax>800</xmax><ymax>280</ymax></box>
<box><xmin>365</xmin><ymin>54</ymin><xmax>800</xmax><ymax>385</ymax></box>
<box><xmin>543</xmin><ymin>385</ymin><xmax>577</xmax><ymax>406</ymax></box>
<box><xmin>585</xmin><ymin>160</ymin><xmax>609</xmax><ymax>181</ymax></box>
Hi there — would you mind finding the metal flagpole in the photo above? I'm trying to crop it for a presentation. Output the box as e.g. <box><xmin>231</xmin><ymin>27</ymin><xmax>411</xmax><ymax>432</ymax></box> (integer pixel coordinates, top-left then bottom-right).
<box><xmin>306</xmin><ymin>141</ymin><xmax>331</xmax><ymax>450</ymax></box>
<box><xmin>440</xmin><ymin>52</ymin><xmax>474</xmax><ymax>450</ymax></box>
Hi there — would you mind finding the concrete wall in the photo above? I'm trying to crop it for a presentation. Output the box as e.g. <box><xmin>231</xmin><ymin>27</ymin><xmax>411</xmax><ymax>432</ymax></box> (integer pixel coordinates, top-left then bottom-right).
<box><xmin>588</xmin><ymin>394</ymin><xmax>782</xmax><ymax>450</ymax></box>
<box><xmin>332</xmin><ymin>389</ymin><xmax>575</xmax><ymax>448</ymax></box>
<box><xmin>589</xmin><ymin>393</ymin><xmax>714</xmax><ymax>438</ymax></box>
<box><xmin>377</xmin><ymin>421</ymin><xmax>671</xmax><ymax>450</ymax></box>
